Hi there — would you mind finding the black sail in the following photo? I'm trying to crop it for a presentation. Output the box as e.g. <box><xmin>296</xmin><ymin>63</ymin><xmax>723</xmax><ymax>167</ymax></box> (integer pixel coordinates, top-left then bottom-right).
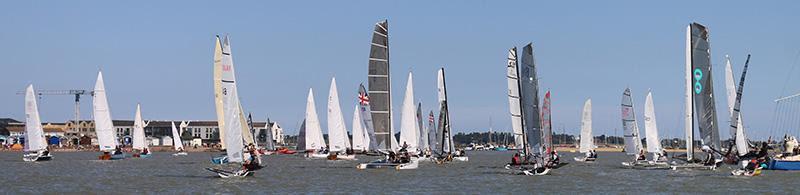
<box><xmin>689</xmin><ymin>23</ymin><xmax>721</xmax><ymax>150</ymax></box>
<box><xmin>519</xmin><ymin>43</ymin><xmax>542</xmax><ymax>156</ymax></box>
<box><xmin>367</xmin><ymin>20</ymin><xmax>392</xmax><ymax>151</ymax></box>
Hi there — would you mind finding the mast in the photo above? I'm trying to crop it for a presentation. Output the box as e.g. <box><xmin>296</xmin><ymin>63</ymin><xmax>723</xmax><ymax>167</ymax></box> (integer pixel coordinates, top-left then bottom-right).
<box><xmin>367</xmin><ymin>20</ymin><xmax>392</xmax><ymax>151</ymax></box>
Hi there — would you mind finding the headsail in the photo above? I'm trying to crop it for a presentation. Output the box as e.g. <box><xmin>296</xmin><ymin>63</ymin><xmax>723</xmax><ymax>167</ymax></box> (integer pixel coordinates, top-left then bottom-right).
<box><xmin>213</xmin><ymin>37</ymin><xmax>227</xmax><ymax>150</ymax></box>
<box><xmin>93</xmin><ymin>71</ymin><xmax>117</xmax><ymax>152</ymax></box>
<box><xmin>644</xmin><ymin>91</ymin><xmax>662</xmax><ymax>154</ymax></box>
<box><xmin>724</xmin><ymin>55</ymin><xmax>738</xmax><ymax>140</ymax></box>
<box><xmin>132</xmin><ymin>104</ymin><xmax>148</xmax><ymax>151</ymax></box>
<box><xmin>621</xmin><ymin>88</ymin><xmax>642</xmax><ymax>155</ymax></box>
<box><xmin>351</xmin><ymin>105</ymin><xmax>367</xmax><ymax>152</ymax></box>
<box><xmin>541</xmin><ymin>91</ymin><xmax>553</xmax><ymax>155</ymax></box>
<box><xmin>506</xmin><ymin>47</ymin><xmax>525</xmax><ymax>151</ymax></box>
<box><xmin>427</xmin><ymin>111</ymin><xmax>437</xmax><ymax>153</ymax></box>
<box><xmin>327</xmin><ymin>78</ymin><xmax>350</xmax><ymax>152</ymax></box>
<box><xmin>520</xmin><ymin>43</ymin><xmax>542</xmax><ymax>156</ymax></box>
<box><xmin>399</xmin><ymin>72</ymin><xmax>419</xmax><ymax>152</ymax></box>
<box><xmin>579</xmin><ymin>99</ymin><xmax>593</xmax><ymax>154</ymax></box>
<box><xmin>367</xmin><ymin>20</ymin><xmax>393</xmax><ymax>151</ymax></box>
<box><xmin>24</xmin><ymin>85</ymin><xmax>46</xmax><ymax>152</ymax></box>
<box><xmin>264</xmin><ymin>119</ymin><xmax>275</xmax><ymax>151</ymax></box>
<box><xmin>171</xmin><ymin>122</ymin><xmax>184</xmax><ymax>151</ymax></box>
<box><xmin>688</xmin><ymin>23</ymin><xmax>721</xmax><ymax>151</ymax></box>
<box><xmin>729</xmin><ymin>55</ymin><xmax>751</xmax><ymax>156</ymax></box>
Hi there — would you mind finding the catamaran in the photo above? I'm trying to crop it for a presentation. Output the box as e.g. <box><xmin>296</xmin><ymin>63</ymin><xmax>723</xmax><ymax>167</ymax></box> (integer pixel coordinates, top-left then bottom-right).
<box><xmin>356</xmin><ymin>20</ymin><xmax>416</xmax><ymax>170</ymax></box>
<box><xmin>326</xmin><ymin>77</ymin><xmax>356</xmax><ymax>160</ymax></box>
<box><xmin>574</xmin><ymin>99</ymin><xmax>597</xmax><ymax>162</ymax></box>
<box><xmin>22</xmin><ymin>85</ymin><xmax>52</xmax><ymax>162</ymax></box>
<box><xmin>131</xmin><ymin>104</ymin><xmax>151</xmax><ymax>158</ymax></box>
<box><xmin>671</xmin><ymin>23</ymin><xmax>723</xmax><ymax>170</ymax></box>
<box><xmin>433</xmin><ymin>68</ymin><xmax>467</xmax><ymax>163</ymax></box>
<box><xmin>206</xmin><ymin>35</ymin><xmax>262</xmax><ymax>178</ymax></box>
<box><xmin>171</xmin><ymin>121</ymin><xmax>188</xmax><ymax>156</ymax></box>
<box><xmin>94</xmin><ymin>71</ymin><xmax>124</xmax><ymax>160</ymax></box>
<box><xmin>620</xmin><ymin>88</ymin><xmax>645</xmax><ymax>166</ymax></box>
<box><xmin>622</xmin><ymin>90</ymin><xmax>671</xmax><ymax>169</ymax></box>
<box><xmin>503</xmin><ymin>44</ymin><xmax>550</xmax><ymax>175</ymax></box>
<box><xmin>416</xmin><ymin>102</ymin><xmax>431</xmax><ymax>159</ymax></box>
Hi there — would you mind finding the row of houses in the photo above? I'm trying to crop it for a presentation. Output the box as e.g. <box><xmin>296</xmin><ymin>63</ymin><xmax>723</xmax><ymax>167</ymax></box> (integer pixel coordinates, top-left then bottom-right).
<box><xmin>0</xmin><ymin>118</ymin><xmax>285</xmax><ymax>147</ymax></box>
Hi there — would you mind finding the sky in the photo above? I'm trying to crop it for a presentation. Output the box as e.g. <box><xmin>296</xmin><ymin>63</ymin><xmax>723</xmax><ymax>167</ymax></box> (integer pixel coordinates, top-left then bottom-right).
<box><xmin>1</xmin><ymin>1</ymin><xmax>799</xmax><ymax>140</ymax></box>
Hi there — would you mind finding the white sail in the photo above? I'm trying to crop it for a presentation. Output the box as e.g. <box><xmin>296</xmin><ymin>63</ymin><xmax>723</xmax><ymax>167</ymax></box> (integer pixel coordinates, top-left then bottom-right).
<box><xmin>24</xmin><ymin>85</ymin><xmax>46</xmax><ymax>152</ymax></box>
<box><xmin>725</xmin><ymin>56</ymin><xmax>748</xmax><ymax>156</ymax></box>
<box><xmin>93</xmin><ymin>71</ymin><xmax>117</xmax><ymax>152</ymax></box>
<box><xmin>220</xmin><ymin>36</ymin><xmax>245</xmax><ymax>163</ymax></box>
<box><xmin>327</xmin><ymin>77</ymin><xmax>350</xmax><ymax>152</ymax></box>
<box><xmin>644</xmin><ymin>91</ymin><xmax>662</xmax><ymax>153</ymax></box>
<box><xmin>213</xmin><ymin>37</ymin><xmax>227</xmax><ymax>150</ymax></box>
<box><xmin>579</xmin><ymin>99</ymin><xmax>593</xmax><ymax>153</ymax></box>
<box><xmin>304</xmin><ymin>88</ymin><xmax>326</xmax><ymax>151</ymax></box>
<box><xmin>171</xmin><ymin>122</ymin><xmax>184</xmax><ymax>151</ymax></box>
<box><xmin>683</xmin><ymin>25</ymin><xmax>694</xmax><ymax>160</ymax></box>
<box><xmin>351</xmin><ymin>105</ymin><xmax>367</xmax><ymax>151</ymax></box>
<box><xmin>505</xmin><ymin>47</ymin><xmax>525</xmax><ymax>150</ymax></box>
<box><xmin>132</xmin><ymin>104</ymin><xmax>147</xmax><ymax>151</ymax></box>
<box><xmin>399</xmin><ymin>72</ymin><xmax>419</xmax><ymax>152</ymax></box>
<box><xmin>220</xmin><ymin>36</ymin><xmax>255</xmax><ymax>147</ymax></box>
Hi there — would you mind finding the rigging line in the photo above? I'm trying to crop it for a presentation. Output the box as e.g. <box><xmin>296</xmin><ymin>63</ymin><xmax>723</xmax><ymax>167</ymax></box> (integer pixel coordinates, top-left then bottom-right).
<box><xmin>779</xmin><ymin>50</ymin><xmax>800</xmax><ymax>98</ymax></box>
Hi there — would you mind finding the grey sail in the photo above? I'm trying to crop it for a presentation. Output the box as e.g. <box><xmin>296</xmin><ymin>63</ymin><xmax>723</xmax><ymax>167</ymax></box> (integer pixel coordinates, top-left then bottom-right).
<box><xmin>264</xmin><ymin>118</ymin><xmax>275</xmax><ymax>151</ymax></box>
<box><xmin>367</xmin><ymin>20</ymin><xmax>392</xmax><ymax>151</ymax></box>
<box><xmin>358</xmin><ymin>84</ymin><xmax>379</xmax><ymax>151</ymax></box>
<box><xmin>437</xmin><ymin>68</ymin><xmax>454</xmax><ymax>155</ymax></box>
<box><xmin>436</xmin><ymin>102</ymin><xmax>451</xmax><ymax>155</ymax></box>
<box><xmin>519</xmin><ymin>43</ymin><xmax>542</xmax><ymax>156</ymax></box>
<box><xmin>428</xmin><ymin>111</ymin><xmax>438</xmax><ymax>154</ymax></box>
<box><xmin>689</xmin><ymin>23</ymin><xmax>721</xmax><ymax>151</ymax></box>
<box><xmin>296</xmin><ymin>120</ymin><xmax>307</xmax><ymax>151</ymax></box>
<box><xmin>416</xmin><ymin>102</ymin><xmax>427</xmax><ymax>151</ymax></box>
<box><xmin>621</xmin><ymin>88</ymin><xmax>642</xmax><ymax>155</ymax></box>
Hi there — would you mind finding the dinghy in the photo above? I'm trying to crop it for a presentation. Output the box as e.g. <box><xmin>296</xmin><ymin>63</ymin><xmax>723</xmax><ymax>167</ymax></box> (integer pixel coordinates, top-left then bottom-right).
<box><xmin>326</xmin><ymin>78</ymin><xmax>356</xmax><ymax>160</ymax></box>
<box><xmin>671</xmin><ymin>23</ymin><xmax>723</xmax><ymax>171</ymax></box>
<box><xmin>301</xmin><ymin>88</ymin><xmax>328</xmax><ymax>159</ymax></box>
<box><xmin>171</xmin><ymin>121</ymin><xmax>188</xmax><ymax>156</ymax></box>
<box><xmin>623</xmin><ymin>91</ymin><xmax>671</xmax><ymax>169</ymax></box>
<box><xmin>22</xmin><ymin>85</ymin><xmax>53</xmax><ymax>162</ymax></box>
<box><xmin>503</xmin><ymin>45</ymin><xmax>550</xmax><ymax>174</ymax></box>
<box><xmin>131</xmin><ymin>104</ymin><xmax>151</xmax><ymax>158</ymax></box>
<box><xmin>574</xmin><ymin>99</ymin><xmax>597</xmax><ymax>162</ymax></box>
<box><xmin>433</xmin><ymin>68</ymin><xmax>467</xmax><ymax>163</ymax></box>
<box><xmin>94</xmin><ymin>71</ymin><xmax>125</xmax><ymax>160</ymax></box>
<box><xmin>206</xmin><ymin>35</ymin><xmax>262</xmax><ymax>178</ymax></box>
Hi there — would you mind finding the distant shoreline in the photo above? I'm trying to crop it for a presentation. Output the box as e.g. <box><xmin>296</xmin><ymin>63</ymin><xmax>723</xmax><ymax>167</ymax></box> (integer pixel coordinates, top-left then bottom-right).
<box><xmin>0</xmin><ymin>146</ymin><xmax>220</xmax><ymax>153</ymax></box>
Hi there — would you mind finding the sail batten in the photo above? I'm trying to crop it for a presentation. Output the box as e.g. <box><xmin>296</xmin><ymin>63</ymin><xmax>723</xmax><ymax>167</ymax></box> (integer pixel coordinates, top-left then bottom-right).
<box><xmin>220</xmin><ymin>35</ymin><xmax>245</xmax><ymax>163</ymax></box>
<box><xmin>213</xmin><ymin>37</ymin><xmax>227</xmax><ymax>150</ymax></box>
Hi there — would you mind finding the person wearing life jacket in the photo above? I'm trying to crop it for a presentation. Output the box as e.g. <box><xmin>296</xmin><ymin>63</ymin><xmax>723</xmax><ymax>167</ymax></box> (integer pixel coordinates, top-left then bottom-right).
<box><xmin>512</xmin><ymin>153</ymin><xmax>521</xmax><ymax>165</ymax></box>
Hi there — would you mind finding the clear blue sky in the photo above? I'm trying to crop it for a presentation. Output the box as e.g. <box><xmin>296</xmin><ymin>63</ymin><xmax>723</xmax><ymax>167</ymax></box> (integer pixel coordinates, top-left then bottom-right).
<box><xmin>2</xmin><ymin>1</ymin><xmax>799</xmax><ymax>140</ymax></box>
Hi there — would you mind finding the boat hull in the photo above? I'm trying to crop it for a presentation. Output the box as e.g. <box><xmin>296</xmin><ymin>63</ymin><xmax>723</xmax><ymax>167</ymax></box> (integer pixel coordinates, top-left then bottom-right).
<box><xmin>670</xmin><ymin>163</ymin><xmax>716</xmax><ymax>170</ymax></box>
<box><xmin>133</xmin><ymin>153</ymin><xmax>151</xmax><ymax>158</ymax></box>
<box><xmin>211</xmin><ymin>155</ymin><xmax>229</xmax><ymax>164</ymax></box>
<box><xmin>23</xmin><ymin>153</ymin><xmax>53</xmax><ymax>162</ymax></box>
<box><xmin>768</xmin><ymin>159</ymin><xmax>800</xmax><ymax>170</ymax></box>
<box><xmin>172</xmin><ymin>152</ymin><xmax>188</xmax><ymax>156</ymax></box>
<box><xmin>573</xmin><ymin>157</ymin><xmax>596</xmax><ymax>162</ymax></box>
<box><xmin>621</xmin><ymin>161</ymin><xmax>671</xmax><ymax>170</ymax></box>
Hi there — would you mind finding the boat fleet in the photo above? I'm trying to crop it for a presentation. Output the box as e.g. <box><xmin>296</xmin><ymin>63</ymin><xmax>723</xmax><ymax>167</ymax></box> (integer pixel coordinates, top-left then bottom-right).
<box><xmin>16</xmin><ymin>21</ymin><xmax>799</xmax><ymax>178</ymax></box>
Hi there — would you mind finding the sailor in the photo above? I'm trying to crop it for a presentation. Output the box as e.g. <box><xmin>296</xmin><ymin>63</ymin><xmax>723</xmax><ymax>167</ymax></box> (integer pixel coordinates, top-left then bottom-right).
<box><xmin>701</xmin><ymin>146</ymin><xmax>716</xmax><ymax>166</ymax></box>
<box><xmin>141</xmin><ymin>148</ymin><xmax>149</xmax><ymax>155</ymax></box>
<box><xmin>512</xmin><ymin>153</ymin><xmax>521</xmax><ymax>165</ymax></box>
<box><xmin>550</xmin><ymin>151</ymin><xmax>560</xmax><ymax>166</ymax></box>
<box><xmin>114</xmin><ymin>146</ymin><xmax>123</xmax><ymax>155</ymax></box>
<box><xmin>637</xmin><ymin>149</ymin><xmax>646</xmax><ymax>160</ymax></box>
<box><xmin>241</xmin><ymin>147</ymin><xmax>262</xmax><ymax>173</ymax></box>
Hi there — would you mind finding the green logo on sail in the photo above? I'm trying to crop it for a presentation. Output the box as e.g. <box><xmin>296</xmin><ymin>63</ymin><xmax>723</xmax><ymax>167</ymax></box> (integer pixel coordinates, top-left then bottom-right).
<box><xmin>693</xmin><ymin>69</ymin><xmax>703</xmax><ymax>94</ymax></box>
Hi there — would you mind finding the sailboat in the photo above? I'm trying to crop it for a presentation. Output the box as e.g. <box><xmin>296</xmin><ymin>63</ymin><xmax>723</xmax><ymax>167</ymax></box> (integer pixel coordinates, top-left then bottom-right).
<box><xmin>22</xmin><ymin>84</ymin><xmax>52</xmax><ymax>162</ymax></box>
<box><xmin>427</xmin><ymin>111</ymin><xmax>437</xmax><ymax>155</ymax></box>
<box><xmin>131</xmin><ymin>104</ymin><xmax>151</xmax><ymax>158</ymax></box>
<box><xmin>623</xmin><ymin>91</ymin><xmax>671</xmax><ymax>169</ymax></box>
<box><xmin>352</xmin><ymin>105</ymin><xmax>368</xmax><ymax>153</ymax></box>
<box><xmin>503</xmin><ymin>44</ymin><xmax>549</xmax><ymax>175</ymax></box>
<box><xmin>326</xmin><ymin>77</ymin><xmax>355</xmax><ymax>160</ymax></box>
<box><xmin>434</xmin><ymin>68</ymin><xmax>466</xmax><ymax>163</ymax></box>
<box><xmin>671</xmin><ymin>23</ymin><xmax>723</xmax><ymax>170</ymax></box>
<box><xmin>574</xmin><ymin>99</ymin><xmax>597</xmax><ymax>162</ymax></box>
<box><xmin>206</xmin><ymin>35</ymin><xmax>263</xmax><ymax>178</ymax></box>
<box><xmin>416</xmin><ymin>102</ymin><xmax>431</xmax><ymax>159</ymax></box>
<box><xmin>303</xmin><ymin>88</ymin><xmax>328</xmax><ymax>159</ymax></box>
<box><xmin>399</xmin><ymin>72</ymin><xmax>419</xmax><ymax>155</ymax></box>
<box><xmin>356</xmin><ymin>83</ymin><xmax>378</xmax><ymax>154</ymax></box>
<box><xmin>620</xmin><ymin>88</ymin><xmax>645</xmax><ymax>166</ymax></box>
<box><xmin>366</xmin><ymin>20</ymin><xmax>398</xmax><ymax>153</ymax></box>
<box><xmin>171</xmin><ymin>121</ymin><xmax>188</xmax><ymax>156</ymax></box>
<box><xmin>94</xmin><ymin>71</ymin><xmax>124</xmax><ymax>160</ymax></box>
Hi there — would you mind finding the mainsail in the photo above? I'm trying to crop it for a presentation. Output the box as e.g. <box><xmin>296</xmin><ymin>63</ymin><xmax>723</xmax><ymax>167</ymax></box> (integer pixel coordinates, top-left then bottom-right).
<box><xmin>367</xmin><ymin>20</ymin><xmax>392</xmax><ymax>151</ymax></box>
<box><xmin>506</xmin><ymin>47</ymin><xmax>525</xmax><ymax>151</ymax></box>
<box><xmin>297</xmin><ymin>119</ymin><xmax>307</xmax><ymax>151</ymax></box>
<box><xmin>437</xmin><ymin>68</ymin><xmax>454</xmax><ymax>154</ymax></box>
<box><xmin>213</xmin><ymin>36</ymin><xmax>227</xmax><ymax>150</ymax></box>
<box><xmin>220</xmin><ymin>36</ymin><xmax>255</xmax><ymax>147</ymax></box>
<box><xmin>24</xmin><ymin>85</ymin><xmax>46</xmax><ymax>152</ymax></box>
<box><xmin>93</xmin><ymin>71</ymin><xmax>117</xmax><ymax>152</ymax></box>
<box><xmin>724</xmin><ymin>56</ymin><xmax>739</xmax><ymax>140</ymax></box>
<box><xmin>357</xmin><ymin>84</ymin><xmax>378</xmax><ymax>151</ymax></box>
<box><xmin>132</xmin><ymin>104</ymin><xmax>148</xmax><ymax>151</ymax></box>
<box><xmin>644</xmin><ymin>91</ymin><xmax>662</xmax><ymax>154</ymax></box>
<box><xmin>688</xmin><ymin>23</ymin><xmax>721</xmax><ymax>151</ymax></box>
<box><xmin>171</xmin><ymin>122</ymin><xmax>184</xmax><ymax>151</ymax></box>
<box><xmin>729</xmin><ymin>55</ymin><xmax>751</xmax><ymax>156</ymax></box>
<box><xmin>304</xmin><ymin>89</ymin><xmax>326</xmax><ymax>151</ymax></box>
<box><xmin>416</xmin><ymin>102</ymin><xmax>428</xmax><ymax>152</ymax></box>
<box><xmin>399</xmin><ymin>72</ymin><xmax>419</xmax><ymax>152</ymax></box>
<box><xmin>327</xmin><ymin>77</ymin><xmax>350</xmax><ymax>152</ymax></box>
<box><xmin>520</xmin><ymin>43</ymin><xmax>542</xmax><ymax>156</ymax></box>
<box><xmin>621</xmin><ymin>88</ymin><xmax>642</xmax><ymax>155</ymax></box>
<box><xmin>579</xmin><ymin>99</ymin><xmax>593</xmax><ymax>154</ymax></box>
<box><xmin>264</xmin><ymin>119</ymin><xmax>275</xmax><ymax>151</ymax></box>
<box><xmin>427</xmin><ymin>111</ymin><xmax>437</xmax><ymax>153</ymax></box>
<box><xmin>542</xmin><ymin>91</ymin><xmax>553</xmax><ymax>155</ymax></box>
<box><xmin>220</xmin><ymin>35</ymin><xmax>246</xmax><ymax>163</ymax></box>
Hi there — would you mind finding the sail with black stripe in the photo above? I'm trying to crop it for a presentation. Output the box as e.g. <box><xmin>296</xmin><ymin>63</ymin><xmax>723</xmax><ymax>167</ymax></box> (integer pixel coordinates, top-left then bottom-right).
<box><xmin>367</xmin><ymin>20</ymin><xmax>392</xmax><ymax>151</ymax></box>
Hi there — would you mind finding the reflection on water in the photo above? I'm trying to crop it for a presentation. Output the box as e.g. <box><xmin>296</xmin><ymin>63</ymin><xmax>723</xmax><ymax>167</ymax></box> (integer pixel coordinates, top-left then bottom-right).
<box><xmin>0</xmin><ymin>151</ymin><xmax>794</xmax><ymax>193</ymax></box>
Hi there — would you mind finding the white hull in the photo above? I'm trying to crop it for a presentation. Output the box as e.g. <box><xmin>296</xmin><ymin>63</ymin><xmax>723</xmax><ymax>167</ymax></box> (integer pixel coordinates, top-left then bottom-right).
<box><xmin>396</xmin><ymin>158</ymin><xmax>419</xmax><ymax>170</ymax></box>
<box><xmin>670</xmin><ymin>163</ymin><xmax>716</xmax><ymax>170</ymax></box>
<box><xmin>522</xmin><ymin>168</ymin><xmax>550</xmax><ymax>176</ymax></box>
<box><xmin>23</xmin><ymin>152</ymin><xmax>53</xmax><ymax>162</ymax></box>
<box><xmin>453</xmin><ymin>156</ymin><xmax>469</xmax><ymax>162</ymax></box>
<box><xmin>172</xmin><ymin>152</ymin><xmax>188</xmax><ymax>156</ymax></box>
<box><xmin>621</xmin><ymin>160</ymin><xmax>670</xmax><ymax>169</ymax></box>
<box><xmin>307</xmin><ymin>152</ymin><xmax>329</xmax><ymax>159</ymax></box>
<box><xmin>574</xmin><ymin>157</ymin><xmax>596</xmax><ymax>162</ymax></box>
<box><xmin>328</xmin><ymin>154</ymin><xmax>357</xmax><ymax>161</ymax></box>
